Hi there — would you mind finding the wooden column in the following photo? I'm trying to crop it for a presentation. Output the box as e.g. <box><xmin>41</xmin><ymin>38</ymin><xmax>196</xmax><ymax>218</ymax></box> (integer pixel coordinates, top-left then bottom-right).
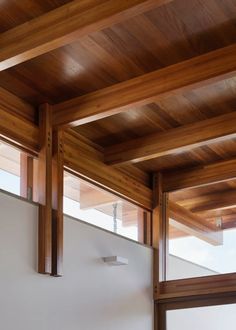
<box><xmin>37</xmin><ymin>104</ymin><xmax>64</xmax><ymax>276</ymax></box>
<box><xmin>20</xmin><ymin>153</ymin><xmax>34</xmax><ymax>201</ymax></box>
<box><xmin>38</xmin><ymin>104</ymin><xmax>53</xmax><ymax>274</ymax></box>
<box><xmin>155</xmin><ymin>303</ymin><xmax>166</xmax><ymax>330</ymax></box>
<box><xmin>51</xmin><ymin>130</ymin><xmax>64</xmax><ymax>276</ymax></box>
<box><xmin>143</xmin><ymin>211</ymin><xmax>152</xmax><ymax>246</ymax></box>
<box><xmin>137</xmin><ymin>209</ymin><xmax>145</xmax><ymax>243</ymax></box>
<box><xmin>152</xmin><ymin>173</ymin><xmax>169</xmax><ymax>299</ymax></box>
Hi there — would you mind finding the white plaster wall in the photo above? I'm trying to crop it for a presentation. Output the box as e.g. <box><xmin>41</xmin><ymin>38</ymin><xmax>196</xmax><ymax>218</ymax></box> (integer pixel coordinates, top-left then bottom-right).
<box><xmin>0</xmin><ymin>191</ymin><xmax>153</xmax><ymax>330</ymax></box>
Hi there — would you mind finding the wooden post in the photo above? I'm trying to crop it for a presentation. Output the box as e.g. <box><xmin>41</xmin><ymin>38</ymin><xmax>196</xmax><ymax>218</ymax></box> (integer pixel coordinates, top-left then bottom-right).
<box><xmin>152</xmin><ymin>173</ymin><xmax>169</xmax><ymax>299</ymax></box>
<box><xmin>137</xmin><ymin>208</ymin><xmax>145</xmax><ymax>243</ymax></box>
<box><xmin>38</xmin><ymin>104</ymin><xmax>52</xmax><ymax>274</ymax></box>
<box><xmin>37</xmin><ymin>103</ymin><xmax>64</xmax><ymax>276</ymax></box>
<box><xmin>155</xmin><ymin>303</ymin><xmax>166</xmax><ymax>330</ymax></box>
<box><xmin>51</xmin><ymin>130</ymin><xmax>64</xmax><ymax>276</ymax></box>
<box><xmin>20</xmin><ymin>153</ymin><xmax>34</xmax><ymax>201</ymax></box>
<box><xmin>143</xmin><ymin>211</ymin><xmax>152</xmax><ymax>246</ymax></box>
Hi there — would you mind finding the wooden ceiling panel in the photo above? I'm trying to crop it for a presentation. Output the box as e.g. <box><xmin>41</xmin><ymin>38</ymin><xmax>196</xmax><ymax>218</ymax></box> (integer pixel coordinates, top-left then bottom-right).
<box><xmin>169</xmin><ymin>179</ymin><xmax>236</xmax><ymax>233</ymax></box>
<box><xmin>137</xmin><ymin>139</ymin><xmax>236</xmax><ymax>173</ymax></box>
<box><xmin>0</xmin><ymin>0</ymin><xmax>235</xmax><ymax>106</ymax></box>
<box><xmin>74</xmin><ymin>77</ymin><xmax>236</xmax><ymax>147</ymax></box>
<box><xmin>0</xmin><ymin>0</ymin><xmax>72</xmax><ymax>33</ymax></box>
<box><xmin>0</xmin><ymin>0</ymin><xmax>236</xmax><ymax>176</ymax></box>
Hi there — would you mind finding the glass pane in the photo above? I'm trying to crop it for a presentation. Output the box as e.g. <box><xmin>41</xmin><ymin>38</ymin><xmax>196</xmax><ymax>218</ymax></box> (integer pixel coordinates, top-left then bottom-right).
<box><xmin>167</xmin><ymin>304</ymin><xmax>236</xmax><ymax>330</ymax></box>
<box><xmin>64</xmin><ymin>171</ymin><xmax>146</xmax><ymax>242</ymax></box>
<box><xmin>167</xmin><ymin>184</ymin><xmax>236</xmax><ymax>280</ymax></box>
<box><xmin>0</xmin><ymin>141</ymin><xmax>20</xmax><ymax>195</ymax></box>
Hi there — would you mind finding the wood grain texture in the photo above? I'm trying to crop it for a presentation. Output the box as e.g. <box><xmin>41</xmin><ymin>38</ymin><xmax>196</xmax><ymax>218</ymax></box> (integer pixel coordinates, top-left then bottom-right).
<box><xmin>0</xmin><ymin>88</ymin><xmax>38</xmax><ymax>153</ymax></box>
<box><xmin>163</xmin><ymin>158</ymin><xmax>236</xmax><ymax>192</ymax></box>
<box><xmin>51</xmin><ymin>130</ymin><xmax>64</xmax><ymax>276</ymax></box>
<box><xmin>64</xmin><ymin>131</ymin><xmax>152</xmax><ymax>209</ymax></box>
<box><xmin>169</xmin><ymin>201</ymin><xmax>222</xmax><ymax>246</ymax></box>
<box><xmin>0</xmin><ymin>0</ymin><xmax>172</xmax><ymax>70</ymax></box>
<box><xmin>105</xmin><ymin>111</ymin><xmax>236</xmax><ymax>164</ymax></box>
<box><xmin>159</xmin><ymin>273</ymin><xmax>236</xmax><ymax>300</ymax></box>
<box><xmin>38</xmin><ymin>104</ymin><xmax>52</xmax><ymax>274</ymax></box>
<box><xmin>0</xmin><ymin>87</ymin><xmax>36</xmax><ymax>122</ymax></box>
<box><xmin>1</xmin><ymin>0</ymin><xmax>236</xmax><ymax>178</ymax></box>
<box><xmin>177</xmin><ymin>189</ymin><xmax>236</xmax><ymax>213</ymax></box>
<box><xmin>0</xmin><ymin>0</ymin><xmax>235</xmax><ymax>107</ymax></box>
<box><xmin>53</xmin><ymin>44</ymin><xmax>236</xmax><ymax>127</ymax></box>
<box><xmin>20</xmin><ymin>154</ymin><xmax>34</xmax><ymax>200</ymax></box>
<box><xmin>152</xmin><ymin>173</ymin><xmax>168</xmax><ymax>298</ymax></box>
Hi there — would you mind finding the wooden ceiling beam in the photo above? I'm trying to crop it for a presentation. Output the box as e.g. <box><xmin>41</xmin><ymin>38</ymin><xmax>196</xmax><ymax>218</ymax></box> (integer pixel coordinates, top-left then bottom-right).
<box><xmin>64</xmin><ymin>130</ymin><xmax>152</xmax><ymax>210</ymax></box>
<box><xmin>0</xmin><ymin>0</ymin><xmax>172</xmax><ymax>71</ymax></box>
<box><xmin>53</xmin><ymin>43</ymin><xmax>236</xmax><ymax>128</ymax></box>
<box><xmin>104</xmin><ymin>112</ymin><xmax>236</xmax><ymax>165</ymax></box>
<box><xmin>177</xmin><ymin>189</ymin><xmax>236</xmax><ymax>213</ymax></box>
<box><xmin>169</xmin><ymin>201</ymin><xmax>223</xmax><ymax>246</ymax></box>
<box><xmin>163</xmin><ymin>158</ymin><xmax>236</xmax><ymax>192</ymax></box>
<box><xmin>0</xmin><ymin>88</ymin><xmax>151</xmax><ymax>209</ymax></box>
<box><xmin>0</xmin><ymin>88</ymin><xmax>39</xmax><ymax>154</ymax></box>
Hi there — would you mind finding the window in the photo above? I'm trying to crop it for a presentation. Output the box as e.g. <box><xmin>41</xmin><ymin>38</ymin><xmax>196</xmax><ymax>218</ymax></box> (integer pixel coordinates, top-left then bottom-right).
<box><xmin>167</xmin><ymin>304</ymin><xmax>236</xmax><ymax>330</ymax></box>
<box><xmin>64</xmin><ymin>171</ymin><xmax>148</xmax><ymax>243</ymax></box>
<box><xmin>0</xmin><ymin>141</ymin><xmax>21</xmax><ymax>195</ymax></box>
<box><xmin>167</xmin><ymin>185</ymin><xmax>236</xmax><ymax>280</ymax></box>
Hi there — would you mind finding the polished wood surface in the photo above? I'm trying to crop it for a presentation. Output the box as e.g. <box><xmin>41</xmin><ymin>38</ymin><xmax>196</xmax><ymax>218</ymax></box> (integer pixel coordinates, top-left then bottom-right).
<box><xmin>38</xmin><ymin>104</ymin><xmax>53</xmax><ymax>274</ymax></box>
<box><xmin>64</xmin><ymin>130</ymin><xmax>152</xmax><ymax>209</ymax></box>
<box><xmin>163</xmin><ymin>158</ymin><xmax>236</xmax><ymax>192</ymax></box>
<box><xmin>1</xmin><ymin>0</ymin><xmax>236</xmax><ymax>178</ymax></box>
<box><xmin>159</xmin><ymin>272</ymin><xmax>236</xmax><ymax>299</ymax></box>
<box><xmin>0</xmin><ymin>87</ymin><xmax>36</xmax><ymax>122</ymax></box>
<box><xmin>0</xmin><ymin>87</ymin><xmax>38</xmax><ymax>154</ymax></box>
<box><xmin>51</xmin><ymin>130</ymin><xmax>64</xmax><ymax>276</ymax></box>
<box><xmin>105</xmin><ymin>111</ymin><xmax>236</xmax><ymax>164</ymax></box>
<box><xmin>176</xmin><ymin>189</ymin><xmax>236</xmax><ymax>213</ymax></box>
<box><xmin>53</xmin><ymin>43</ymin><xmax>236</xmax><ymax>127</ymax></box>
<box><xmin>0</xmin><ymin>87</ymin><xmax>152</xmax><ymax>209</ymax></box>
<box><xmin>1</xmin><ymin>0</ymin><xmax>236</xmax><ymax>234</ymax></box>
<box><xmin>0</xmin><ymin>0</ymin><xmax>235</xmax><ymax>105</ymax></box>
<box><xmin>0</xmin><ymin>0</ymin><xmax>172</xmax><ymax>70</ymax></box>
<box><xmin>153</xmin><ymin>173</ymin><xmax>168</xmax><ymax>298</ymax></box>
<box><xmin>20</xmin><ymin>154</ymin><xmax>34</xmax><ymax>200</ymax></box>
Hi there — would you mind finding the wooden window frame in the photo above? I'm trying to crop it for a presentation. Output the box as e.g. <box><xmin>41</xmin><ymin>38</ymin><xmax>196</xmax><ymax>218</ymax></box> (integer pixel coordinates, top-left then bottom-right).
<box><xmin>155</xmin><ymin>292</ymin><xmax>236</xmax><ymax>330</ymax></box>
<box><xmin>153</xmin><ymin>172</ymin><xmax>236</xmax><ymax>328</ymax></box>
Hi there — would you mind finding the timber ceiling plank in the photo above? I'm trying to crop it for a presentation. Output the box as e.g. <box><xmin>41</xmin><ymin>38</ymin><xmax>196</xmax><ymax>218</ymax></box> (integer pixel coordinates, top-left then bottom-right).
<box><xmin>0</xmin><ymin>0</ymin><xmax>172</xmax><ymax>71</ymax></box>
<box><xmin>163</xmin><ymin>158</ymin><xmax>236</xmax><ymax>192</ymax></box>
<box><xmin>104</xmin><ymin>111</ymin><xmax>236</xmax><ymax>165</ymax></box>
<box><xmin>53</xmin><ymin>44</ymin><xmax>236</xmax><ymax>128</ymax></box>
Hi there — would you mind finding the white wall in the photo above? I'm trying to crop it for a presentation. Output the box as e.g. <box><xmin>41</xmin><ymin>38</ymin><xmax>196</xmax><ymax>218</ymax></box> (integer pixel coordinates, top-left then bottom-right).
<box><xmin>0</xmin><ymin>191</ymin><xmax>153</xmax><ymax>330</ymax></box>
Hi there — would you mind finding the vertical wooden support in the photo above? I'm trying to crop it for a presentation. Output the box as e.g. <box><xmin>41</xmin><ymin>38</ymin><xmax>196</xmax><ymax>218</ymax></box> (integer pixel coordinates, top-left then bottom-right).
<box><xmin>155</xmin><ymin>303</ymin><xmax>166</xmax><ymax>330</ymax></box>
<box><xmin>37</xmin><ymin>103</ymin><xmax>64</xmax><ymax>276</ymax></box>
<box><xmin>152</xmin><ymin>173</ymin><xmax>169</xmax><ymax>299</ymax></box>
<box><xmin>51</xmin><ymin>130</ymin><xmax>64</xmax><ymax>276</ymax></box>
<box><xmin>38</xmin><ymin>104</ymin><xmax>52</xmax><ymax>274</ymax></box>
<box><xmin>137</xmin><ymin>208</ymin><xmax>145</xmax><ymax>243</ymax></box>
<box><xmin>143</xmin><ymin>210</ymin><xmax>152</xmax><ymax>246</ymax></box>
<box><xmin>20</xmin><ymin>153</ymin><xmax>34</xmax><ymax>200</ymax></box>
